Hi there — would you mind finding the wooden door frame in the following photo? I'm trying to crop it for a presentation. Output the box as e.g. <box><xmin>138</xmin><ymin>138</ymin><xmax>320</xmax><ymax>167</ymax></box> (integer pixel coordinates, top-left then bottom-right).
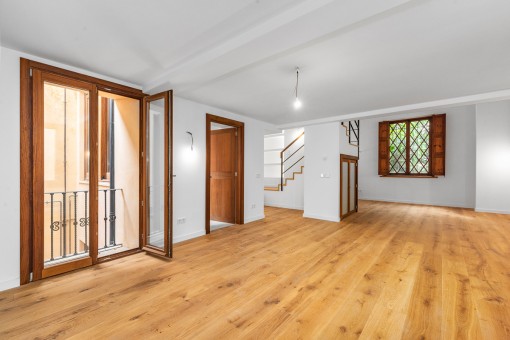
<box><xmin>20</xmin><ymin>58</ymin><xmax>146</xmax><ymax>284</ymax></box>
<box><xmin>340</xmin><ymin>154</ymin><xmax>359</xmax><ymax>220</ymax></box>
<box><xmin>141</xmin><ymin>91</ymin><xmax>173</xmax><ymax>258</ymax></box>
<box><xmin>32</xmin><ymin>69</ymin><xmax>98</xmax><ymax>280</ymax></box>
<box><xmin>205</xmin><ymin>114</ymin><xmax>244</xmax><ymax>234</ymax></box>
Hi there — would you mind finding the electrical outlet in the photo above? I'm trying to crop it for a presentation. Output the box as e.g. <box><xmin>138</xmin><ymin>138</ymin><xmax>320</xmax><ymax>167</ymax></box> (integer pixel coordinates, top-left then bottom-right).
<box><xmin>251</xmin><ymin>204</ymin><xmax>256</xmax><ymax>209</ymax></box>
<box><xmin>177</xmin><ymin>218</ymin><xmax>186</xmax><ymax>224</ymax></box>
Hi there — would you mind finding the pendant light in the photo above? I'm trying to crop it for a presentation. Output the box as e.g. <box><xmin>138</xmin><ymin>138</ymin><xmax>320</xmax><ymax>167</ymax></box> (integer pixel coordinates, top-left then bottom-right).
<box><xmin>293</xmin><ymin>67</ymin><xmax>302</xmax><ymax>110</ymax></box>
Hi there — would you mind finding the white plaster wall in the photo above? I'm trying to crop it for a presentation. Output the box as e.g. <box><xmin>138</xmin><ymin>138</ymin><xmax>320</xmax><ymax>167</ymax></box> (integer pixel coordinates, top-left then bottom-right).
<box><xmin>303</xmin><ymin>122</ymin><xmax>340</xmax><ymax>222</ymax></box>
<box><xmin>475</xmin><ymin>100</ymin><xmax>510</xmax><ymax>214</ymax></box>
<box><xmin>264</xmin><ymin>173</ymin><xmax>304</xmax><ymax>210</ymax></box>
<box><xmin>173</xmin><ymin>96</ymin><xmax>268</xmax><ymax>243</ymax></box>
<box><xmin>0</xmin><ymin>47</ymin><xmax>21</xmax><ymax>290</ymax></box>
<box><xmin>358</xmin><ymin>106</ymin><xmax>476</xmax><ymax>208</ymax></box>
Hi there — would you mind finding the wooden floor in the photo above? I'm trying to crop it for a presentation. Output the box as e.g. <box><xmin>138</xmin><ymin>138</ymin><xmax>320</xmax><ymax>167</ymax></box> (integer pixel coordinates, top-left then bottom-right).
<box><xmin>1</xmin><ymin>201</ymin><xmax>510</xmax><ymax>339</ymax></box>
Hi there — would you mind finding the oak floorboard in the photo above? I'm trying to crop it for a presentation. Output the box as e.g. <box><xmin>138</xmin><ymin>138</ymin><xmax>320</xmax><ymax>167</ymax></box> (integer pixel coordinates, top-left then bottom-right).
<box><xmin>1</xmin><ymin>201</ymin><xmax>509</xmax><ymax>339</ymax></box>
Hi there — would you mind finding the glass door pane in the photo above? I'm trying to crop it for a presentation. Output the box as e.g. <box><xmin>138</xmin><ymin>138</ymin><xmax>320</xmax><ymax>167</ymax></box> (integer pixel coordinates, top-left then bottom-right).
<box><xmin>349</xmin><ymin>162</ymin><xmax>356</xmax><ymax>214</ymax></box>
<box><xmin>341</xmin><ymin>161</ymin><xmax>349</xmax><ymax>216</ymax></box>
<box><xmin>40</xmin><ymin>77</ymin><xmax>94</xmax><ymax>272</ymax></box>
<box><xmin>147</xmin><ymin>98</ymin><xmax>165</xmax><ymax>248</ymax></box>
<box><xmin>96</xmin><ymin>93</ymin><xmax>141</xmax><ymax>257</ymax></box>
<box><xmin>143</xmin><ymin>91</ymin><xmax>172</xmax><ymax>257</ymax></box>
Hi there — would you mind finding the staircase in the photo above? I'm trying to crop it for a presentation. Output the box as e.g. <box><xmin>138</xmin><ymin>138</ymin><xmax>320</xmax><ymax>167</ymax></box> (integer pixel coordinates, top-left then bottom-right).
<box><xmin>341</xmin><ymin>120</ymin><xmax>360</xmax><ymax>157</ymax></box>
<box><xmin>264</xmin><ymin>132</ymin><xmax>305</xmax><ymax>191</ymax></box>
<box><xmin>265</xmin><ymin>165</ymin><xmax>304</xmax><ymax>191</ymax></box>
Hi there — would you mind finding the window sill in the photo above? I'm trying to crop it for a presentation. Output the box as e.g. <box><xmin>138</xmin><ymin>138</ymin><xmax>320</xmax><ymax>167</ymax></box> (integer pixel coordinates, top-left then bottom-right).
<box><xmin>380</xmin><ymin>175</ymin><xmax>438</xmax><ymax>179</ymax></box>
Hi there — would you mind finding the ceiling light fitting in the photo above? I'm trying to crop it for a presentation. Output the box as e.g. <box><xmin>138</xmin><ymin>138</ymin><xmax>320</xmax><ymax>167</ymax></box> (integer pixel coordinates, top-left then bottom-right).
<box><xmin>186</xmin><ymin>131</ymin><xmax>194</xmax><ymax>150</ymax></box>
<box><xmin>293</xmin><ymin>67</ymin><xmax>302</xmax><ymax>110</ymax></box>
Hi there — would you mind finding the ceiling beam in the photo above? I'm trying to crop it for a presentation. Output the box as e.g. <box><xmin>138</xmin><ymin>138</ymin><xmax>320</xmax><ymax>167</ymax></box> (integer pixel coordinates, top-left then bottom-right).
<box><xmin>143</xmin><ymin>0</ymin><xmax>415</xmax><ymax>94</ymax></box>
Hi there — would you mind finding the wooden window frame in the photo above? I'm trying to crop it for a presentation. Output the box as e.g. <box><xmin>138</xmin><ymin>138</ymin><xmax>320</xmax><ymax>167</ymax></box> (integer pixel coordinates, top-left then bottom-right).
<box><xmin>20</xmin><ymin>58</ymin><xmax>147</xmax><ymax>285</ymax></box>
<box><xmin>379</xmin><ymin>114</ymin><xmax>446</xmax><ymax>178</ymax></box>
<box><xmin>99</xmin><ymin>96</ymin><xmax>110</xmax><ymax>181</ymax></box>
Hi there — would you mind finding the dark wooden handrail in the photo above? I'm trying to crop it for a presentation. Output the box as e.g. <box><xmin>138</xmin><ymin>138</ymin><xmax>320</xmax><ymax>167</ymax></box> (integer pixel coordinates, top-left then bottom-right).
<box><xmin>280</xmin><ymin>132</ymin><xmax>305</xmax><ymax>191</ymax></box>
<box><xmin>280</xmin><ymin>131</ymin><xmax>304</xmax><ymax>157</ymax></box>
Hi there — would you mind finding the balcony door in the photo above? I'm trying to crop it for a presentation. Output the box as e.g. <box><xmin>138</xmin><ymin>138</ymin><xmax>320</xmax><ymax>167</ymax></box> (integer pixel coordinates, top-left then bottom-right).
<box><xmin>21</xmin><ymin>59</ymin><xmax>173</xmax><ymax>284</ymax></box>
<box><xmin>32</xmin><ymin>70</ymin><xmax>98</xmax><ymax>279</ymax></box>
<box><xmin>142</xmin><ymin>91</ymin><xmax>172</xmax><ymax>257</ymax></box>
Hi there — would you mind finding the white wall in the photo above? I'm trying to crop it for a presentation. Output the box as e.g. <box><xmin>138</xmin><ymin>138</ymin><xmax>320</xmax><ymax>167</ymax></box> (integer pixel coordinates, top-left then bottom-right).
<box><xmin>264</xmin><ymin>134</ymin><xmax>283</xmax><ymax>178</ymax></box>
<box><xmin>0</xmin><ymin>47</ymin><xmax>21</xmax><ymax>290</ymax></box>
<box><xmin>303</xmin><ymin>122</ymin><xmax>340</xmax><ymax>222</ymax></box>
<box><xmin>264</xmin><ymin>174</ymin><xmax>304</xmax><ymax>210</ymax></box>
<box><xmin>0</xmin><ymin>46</ymin><xmax>270</xmax><ymax>291</ymax></box>
<box><xmin>475</xmin><ymin>100</ymin><xmax>510</xmax><ymax>214</ymax></box>
<box><xmin>283</xmin><ymin>127</ymin><xmax>304</xmax><ymax>147</ymax></box>
<box><xmin>358</xmin><ymin>106</ymin><xmax>476</xmax><ymax>208</ymax></box>
<box><xmin>173</xmin><ymin>96</ymin><xmax>268</xmax><ymax>242</ymax></box>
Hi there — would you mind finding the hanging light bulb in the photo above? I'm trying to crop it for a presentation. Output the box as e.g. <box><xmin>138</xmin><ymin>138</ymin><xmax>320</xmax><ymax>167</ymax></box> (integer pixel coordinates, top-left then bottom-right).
<box><xmin>293</xmin><ymin>97</ymin><xmax>302</xmax><ymax>109</ymax></box>
<box><xmin>293</xmin><ymin>67</ymin><xmax>302</xmax><ymax>110</ymax></box>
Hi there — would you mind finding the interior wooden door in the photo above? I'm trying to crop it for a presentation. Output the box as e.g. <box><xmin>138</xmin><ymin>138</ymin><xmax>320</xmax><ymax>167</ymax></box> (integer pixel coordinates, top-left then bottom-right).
<box><xmin>340</xmin><ymin>155</ymin><xmax>358</xmax><ymax>219</ymax></box>
<box><xmin>210</xmin><ymin>128</ymin><xmax>236</xmax><ymax>223</ymax></box>
<box><xmin>142</xmin><ymin>91</ymin><xmax>172</xmax><ymax>258</ymax></box>
<box><xmin>32</xmin><ymin>70</ymin><xmax>98</xmax><ymax>279</ymax></box>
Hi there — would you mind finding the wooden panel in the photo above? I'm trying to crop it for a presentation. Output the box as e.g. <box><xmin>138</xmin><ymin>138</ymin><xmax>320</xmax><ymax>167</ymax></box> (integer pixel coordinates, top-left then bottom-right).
<box><xmin>205</xmin><ymin>114</ymin><xmax>245</xmax><ymax>234</ymax></box>
<box><xmin>42</xmin><ymin>257</ymin><xmax>93</xmax><ymax>279</ymax></box>
<box><xmin>20</xmin><ymin>59</ymin><xmax>33</xmax><ymax>285</ymax></box>
<box><xmin>378</xmin><ymin>121</ymin><xmax>389</xmax><ymax>176</ymax></box>
<box><xmin>431</xmin><ymin>113</ymin><xmax>446</xmax><ymax>176</ymax></box>
<box><xmin>210</xmin><ymin>129</ymin><xmax>236</xmax><ymax>223</ymax></box>
<box><xmin>31</xmin><ymin>69</ymin><xmax>44</xmax><ymax>281</ymax></box>
<box><xmin>22</xmin><ymin>58</ymin><xmax>144</xmax><ymax>99</ymax></box>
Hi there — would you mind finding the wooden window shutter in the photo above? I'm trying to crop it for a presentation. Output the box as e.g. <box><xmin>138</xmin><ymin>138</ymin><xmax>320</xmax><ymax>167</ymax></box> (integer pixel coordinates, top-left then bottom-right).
<box><xmin>431</xmin><ymin>114</ymin><xmax>446</xmax><ymax>176</ymax></box>
<box><xmin>378</xmin><ymin>121</ymin><xmax>390</xmax><ymax>176</ymax></box>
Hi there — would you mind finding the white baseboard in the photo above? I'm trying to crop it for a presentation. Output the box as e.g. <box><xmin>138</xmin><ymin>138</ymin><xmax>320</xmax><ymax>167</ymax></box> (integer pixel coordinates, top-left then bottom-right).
<box><xmin>264</xmin><ymin>203</ymin><xmax>304</xmax><ymax>210</ymax></box>
<box><xmin>302</xmin><ymin>213</ymin><xmax>340</xmax><ymax>222</ymax></box>
<box><xmin>173</xmin><ymin>230</ymin><xmax>205</xmax><ymax>244</ymax></box>
<box><xmin>244</xmin><ymin>215</ymin><xmax>265</xmax><ymax>224</ymax></box>
<box><xmin>475</xmin><ymin>208</ymin><xmax>510</xmax><ymax>215</ymax></box>
<box><xmin>0</xmin><ymin>277</ymin><xmax>19</xmax><ymax>292</ymax></box>
<box><xmin>359</xmin><ymin>196</ymin><xmax>473</xmax><ymax>209</ymax></box>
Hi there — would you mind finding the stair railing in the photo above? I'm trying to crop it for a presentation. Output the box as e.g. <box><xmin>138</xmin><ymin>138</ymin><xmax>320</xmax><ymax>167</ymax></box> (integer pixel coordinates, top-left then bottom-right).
<box><xmin>341</xmin><ymin>120</ymin><xmax>360</xmax><ymax>158</ymax></box>
<box><xmin>280</xmin><ymin>132</ymin><xmax>305</xmax><ymax>191</ymax></box>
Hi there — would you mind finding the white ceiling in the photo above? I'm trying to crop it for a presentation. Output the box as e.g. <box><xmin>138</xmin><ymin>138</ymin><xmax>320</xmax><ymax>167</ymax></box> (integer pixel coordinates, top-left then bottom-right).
<box><xmin>1</xmin><ymin>0</ymin><xmax>510</xmax><ymax>126</ymax></box>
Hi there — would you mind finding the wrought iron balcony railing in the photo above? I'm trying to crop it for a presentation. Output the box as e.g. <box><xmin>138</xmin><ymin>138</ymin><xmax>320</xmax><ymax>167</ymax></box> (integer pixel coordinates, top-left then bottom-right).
<box><xmin>44</xmin><ymin>188</ymin><xmax>122</xmax><ymax>266</ymax></box>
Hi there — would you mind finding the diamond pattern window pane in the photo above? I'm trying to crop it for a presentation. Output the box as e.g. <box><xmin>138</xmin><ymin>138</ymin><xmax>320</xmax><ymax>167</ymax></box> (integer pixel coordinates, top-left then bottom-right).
<box><xmin>409</xmin><ymin>119</ymin><xmax>430</xmax><ymax>174</ymax></box>
<box><xmin>389</xmin><ymin>122</ymin><xmax>407</xmax><ymax>174</ymax></box>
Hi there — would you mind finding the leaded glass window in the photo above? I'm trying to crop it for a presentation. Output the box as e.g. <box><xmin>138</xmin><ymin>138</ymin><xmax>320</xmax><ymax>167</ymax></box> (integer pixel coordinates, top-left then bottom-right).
<box><xmin>409</xmin><ymin>119</ymin><xmax>430</xmax><ymax>174</ymax></box>
<box><xmin>389</xmin><ymin>122</ymin><xmax>407</xmax><ymax>174</ymax></box>
<box><xmin>388</xmin><ymin>118</ymin><xmax>431</xmax><ymax>175</ymax></box>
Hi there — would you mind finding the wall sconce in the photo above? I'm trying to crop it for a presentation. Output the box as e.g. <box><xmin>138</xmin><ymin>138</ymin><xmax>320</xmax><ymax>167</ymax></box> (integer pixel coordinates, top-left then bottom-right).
<box><xmin>186</xmin><ymin>131</ymin><xmax>194</xmax><ymax>151</ymax></box>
